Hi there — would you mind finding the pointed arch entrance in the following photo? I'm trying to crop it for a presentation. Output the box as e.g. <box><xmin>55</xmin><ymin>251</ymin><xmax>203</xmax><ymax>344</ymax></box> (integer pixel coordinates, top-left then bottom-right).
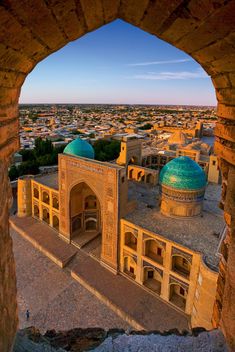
<box><xmin>70</xmin><ymin>182</ymin><xmax>101</xmax><ymax>244</ymax></box>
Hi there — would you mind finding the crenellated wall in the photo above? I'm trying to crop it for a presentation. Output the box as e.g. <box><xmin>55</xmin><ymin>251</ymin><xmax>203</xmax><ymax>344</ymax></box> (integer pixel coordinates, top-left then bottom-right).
<box><xmin>0</xmin><ymin>1</ymin><xmax>234</xmax><ymax>350</ymax></box>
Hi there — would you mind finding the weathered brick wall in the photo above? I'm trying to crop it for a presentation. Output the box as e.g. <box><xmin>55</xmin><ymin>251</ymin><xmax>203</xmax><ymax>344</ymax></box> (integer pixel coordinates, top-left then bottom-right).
<box><xmin>0</xmin><ymin>1</ymin><xmax>234</xmax><ymax>351</ymax></box>
<box><xmin>0</xmin><ymin>159</ymin><xmax>18</xmax><ymax>352</ymax></box>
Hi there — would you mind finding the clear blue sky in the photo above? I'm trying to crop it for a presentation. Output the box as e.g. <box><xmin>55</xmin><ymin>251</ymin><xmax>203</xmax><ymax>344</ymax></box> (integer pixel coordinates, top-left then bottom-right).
<box><xmin>20</xmin><ymin>19</ymin><xmax>216</xmax><ymax>106</ymax></box>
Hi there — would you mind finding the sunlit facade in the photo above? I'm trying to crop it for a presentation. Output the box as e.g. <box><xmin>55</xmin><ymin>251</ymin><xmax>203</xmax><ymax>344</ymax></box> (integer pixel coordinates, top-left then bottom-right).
<box><xmin>17</xmin><ymin>137</ymin><xmax>224</xmax><ymax>329</ymax></box>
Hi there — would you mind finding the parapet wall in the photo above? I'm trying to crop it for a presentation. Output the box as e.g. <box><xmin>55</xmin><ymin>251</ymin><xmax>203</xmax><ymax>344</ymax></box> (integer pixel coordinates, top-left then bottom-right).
<box><xmin>13</xmin><ymin>327</ymin><xmax>227</xmax><ymax>352</ymax></box>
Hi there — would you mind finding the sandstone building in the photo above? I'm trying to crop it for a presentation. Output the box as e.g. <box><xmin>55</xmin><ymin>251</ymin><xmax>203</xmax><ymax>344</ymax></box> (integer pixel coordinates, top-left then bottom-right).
<box><xmin>17</xmin><ymin>138</ymin><xmax>224</xmax><ymax>330</ymax></box>
<box><xmin>0</xmin><ymin>1</ymin><xmax>235</xmax><ymax>350</ymax></box>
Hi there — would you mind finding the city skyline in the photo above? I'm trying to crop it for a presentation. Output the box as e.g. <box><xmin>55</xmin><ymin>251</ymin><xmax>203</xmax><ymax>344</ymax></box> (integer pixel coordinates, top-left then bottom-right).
<box><xmin>20</xmin><ymin>19</ymin><xmax>217</xmax><ymax>106</ymax></box>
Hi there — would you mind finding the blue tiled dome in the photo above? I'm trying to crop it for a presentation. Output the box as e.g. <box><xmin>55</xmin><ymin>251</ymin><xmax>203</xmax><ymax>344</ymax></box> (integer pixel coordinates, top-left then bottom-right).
<box><xmin>159</xmin><ymin>156</ymin><xmax>206</xmax><ymax>190</ymax></box>
<box><xmin>63</xmin><ymin>138</ymin><xmax>94</xmax><ymax>159</ymax></box>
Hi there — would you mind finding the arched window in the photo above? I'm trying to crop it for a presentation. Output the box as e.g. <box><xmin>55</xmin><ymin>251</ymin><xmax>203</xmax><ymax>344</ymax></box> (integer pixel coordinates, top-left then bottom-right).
<box><xmin>123</xmin><ymin>256</ymin><xmax>136</xmax><ymax>279</ymax></box>
<box><xmin>169</xmin><ymin>284</ymin><xmax>187</xmax><ymax>311</ymax></box>
<box><xmin>172</xmin><ymin>255</ymin><xmax>191</xmax><ymax>279</ymax></box>
<box><xmin>143</xmin><ymin>267</ymin><xmax>162</xmax><ymax>295</ymax></box>
<box><xmin>145</xmin><ymin>239</ymin><xmax>164</xmax><ymax>265</ymax></box>
<box><xmin>33</xmin><ymin>204</ymin><xmax>39</xmax><ymax>218</ymax></box>
<box><xmin>124</xmin><ymin>232</ymin><xmax>137</xmax><ymax>251</ymax></box>
<box><xmin>52</xmin><ymin>215</ymin><xmax>59</xmax><ymax>230</ymax></box>
<box><xmin>84</xmin><ymin>195</ymin><xmax>97</xmax><ymax>209</ymax></box>
<box><xmin>129</xmin><ymin>169</ymin><xmax>134</xmax><ymax>179</ymax></box>
<box><xmin>33</xmin><ymin>188</ymin><xmax>39</xmax><ymax>199</ymax></box>
<box><xmin>52</xmin><ymin>197</ymin><xmax>59</xmax><ymax>209</ymax></box>
<box><xmin>137</xmin><ymin>171</ymin><xmax>142</xmax><ymax>181</ymax></box>
<box><xmin>42</xmin><ymin>191</ymin><xmax>50</xmax><ymax>205</ymax></box>
<box><xmin>42</xmin><ymin>208</ymin><xmax>50</xmax><ymax>224</ymax></box>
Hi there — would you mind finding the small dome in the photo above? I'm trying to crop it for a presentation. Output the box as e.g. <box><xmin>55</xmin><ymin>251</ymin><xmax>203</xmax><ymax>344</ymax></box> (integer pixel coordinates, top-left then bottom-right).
<box><xmin>63</xmin><ymin>138</ymin><xmax>95</xmax><ymax>159</ymax></box>
<box><xmin>168</xmin><ymin>130</ymin><xmax>187</xmax><ymax>145</ymax></box>
<box><xmin>160</xmin><ymin>156</ymin><xmax>206</xmax><ymax>190</ymax></box>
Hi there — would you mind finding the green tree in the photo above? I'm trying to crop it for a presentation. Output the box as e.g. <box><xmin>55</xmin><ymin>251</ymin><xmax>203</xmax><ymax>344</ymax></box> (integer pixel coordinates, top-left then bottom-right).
<box><xmin>72</xmin><ymin>129</ymin><xmax>82</xmax><ymax>135</ymax></box>
<box><xmin>9</xmin><ymin>165</ymin><xmax>19</xmax><ymax>181</ymax></box>
<box><xmin>19</xmin><ymin>149</ymin><xmax>35</xmax><ymax>162</ymax></box>
<box><xmin>34</xmin><ymin>137</ymin><xmax>53</xmax><ymax>157</ymax></box>
<box><xmin>93</xmin><ymin>139</ymin><xmax>120</xmax><ymax>161</ymax></box>
<box><xmin>139</xmin><ymin>123</ymin><xmax>153</xmax><ymax>130</ymax></box>
<box><xmin>17</xmin><ymin>160</ymin><xmax>39</xmax><ymax>176</ymax></box>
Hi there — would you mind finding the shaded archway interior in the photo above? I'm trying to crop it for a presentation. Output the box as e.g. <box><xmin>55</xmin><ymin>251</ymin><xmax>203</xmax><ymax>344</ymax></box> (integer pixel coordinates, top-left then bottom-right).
<box><xmin>70</xmin><ymin>182</ymin><xmax>101</xmax><ymax>240</ymax></box>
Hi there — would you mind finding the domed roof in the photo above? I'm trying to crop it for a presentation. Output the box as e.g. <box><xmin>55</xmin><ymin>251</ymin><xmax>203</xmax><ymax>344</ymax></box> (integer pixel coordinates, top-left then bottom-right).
<box><xmin>159</xmin><ymin>156</ymin><xmax>206</xmax><ymax>190</ymax></box>
<box><xmin>168</xmin><ymin>130</ymin><xmax>188</xmax><ymax>145</ymax></box>
<box><xmin>63</xmin><ymin>138</ymin><xmax>95</xmax><ymax>159</ymax></box>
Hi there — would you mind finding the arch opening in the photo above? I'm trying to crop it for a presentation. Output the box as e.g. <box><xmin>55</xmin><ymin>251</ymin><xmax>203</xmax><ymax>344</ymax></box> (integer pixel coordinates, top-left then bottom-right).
<box><xmin>42</xmin><ymin>191</ymin><xmax>50</xmax><ymax>205</ymax></box>
<box><xmin>169</xmin><ymin>283</ymin><xmax>187</xmax><ymax>311</ymax></box>
<box><xmin>70</xmin><ymin>182</ymin><xmax>101</xmax><ymax>240</ymax></box>
<box><xmin>172</xmin><ymin>255</ymin><xmax>191</xmax><ymax>279</ymax></box>
<box><xmin>144</xmin><ymin>239</ymin><xmax>164</xmax><ymax>265</ymax></box>
<box><xmin>52</xmin><ymin>215</ymin><xmax>59</xmax><ymax>231</ymax></box>
<box><xmin>123</xmin><ymin>256</ymin><xmax>136</xmax><ymax>279</ymax></box>
<box><xmin>143</xmin><ymin>267</ymin><xmax>162</xmax><ymax>295</ymax></box>
<box><xmin>33</xmin><ymin>204</ymin><xmax>39</xmax><ymax>218</ymax></box>
<box><xmin>124</xmin><ymin>232</ymin><xmax>137</xmax><ymax>251</ymax></box>
<box><xmin>42</xmin><ymin>208</ymin><xmax>50</xmax><ymax>224</ymax></box>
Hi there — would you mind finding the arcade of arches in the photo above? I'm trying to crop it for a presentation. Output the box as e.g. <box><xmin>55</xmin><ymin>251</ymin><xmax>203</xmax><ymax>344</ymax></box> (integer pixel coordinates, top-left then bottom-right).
<box><xmin>0</xmin><ymin>1</ymin><xmax>235</xmax><ymax>351</ymax></box>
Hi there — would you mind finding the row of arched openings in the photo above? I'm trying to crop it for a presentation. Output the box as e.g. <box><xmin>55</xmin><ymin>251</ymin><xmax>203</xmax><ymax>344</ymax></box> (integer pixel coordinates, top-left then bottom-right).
<box><xmin>123</xmin><ymin>254</ymin><xmax>187</xmax><ymax>310</ymax></box>
<box><xmin>124</xmin><ymin>232</ymin><xmax>191</xmax><ymax>278</ymax></box>
<box><xmin>33</xmin><ymin>188</ymin><xmax>59</xmax><ymax>210</ymax></box>
<box><xmin>129</xmin><ymin>169</ymin><xmax>154</xmax><ymax>184</ymax></box>
<box><xmin>33</xmin><ymin>204</ymin><xmax>59</xmax><ymax>231</ymax></box>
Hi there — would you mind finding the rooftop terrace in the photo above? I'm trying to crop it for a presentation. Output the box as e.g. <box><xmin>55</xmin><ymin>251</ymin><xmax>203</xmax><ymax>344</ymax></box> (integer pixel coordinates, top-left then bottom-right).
<box><xmin>34</xmin><ymin>173</ymin><xmax>59</xmax><ymax>191</ymax></box>
<box><xmin>126</xmin><ymin>182</ymin><xmax>224</xmax><ymax>270</ymax></box>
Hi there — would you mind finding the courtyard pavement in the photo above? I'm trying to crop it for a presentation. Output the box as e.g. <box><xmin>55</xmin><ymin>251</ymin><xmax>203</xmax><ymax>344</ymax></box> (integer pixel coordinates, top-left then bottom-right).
<box><xmin>12</xmin><ymin>229</ymin><xmax>131</xmax><ymax>332</ymax></box>
<box><xmin>11</xmin><ymin>216</ymin><xmax>189</xmax><ymax>332</ymax></box>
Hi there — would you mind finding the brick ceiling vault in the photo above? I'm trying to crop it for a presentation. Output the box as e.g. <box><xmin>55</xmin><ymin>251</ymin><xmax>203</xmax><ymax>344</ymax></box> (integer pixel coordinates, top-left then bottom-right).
<box><xmin>0</xmin><ymin>0</ymin><xmax>234</xmax><ymax>351</ymax></box>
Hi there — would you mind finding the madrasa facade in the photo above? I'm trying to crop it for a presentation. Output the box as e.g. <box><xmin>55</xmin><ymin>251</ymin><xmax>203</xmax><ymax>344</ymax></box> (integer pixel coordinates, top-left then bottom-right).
<box><xmin>17</xmin><ymin>136</ymin><xmax>225</xmax><ymax>330</ymax></box>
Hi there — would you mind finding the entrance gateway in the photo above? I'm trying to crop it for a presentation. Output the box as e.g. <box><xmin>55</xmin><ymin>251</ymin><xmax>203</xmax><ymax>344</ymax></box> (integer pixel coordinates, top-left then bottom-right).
<box><xmin>59</xmin><ymin>151</ymin><xmax>127</xmax><ymax>272</ymax></box>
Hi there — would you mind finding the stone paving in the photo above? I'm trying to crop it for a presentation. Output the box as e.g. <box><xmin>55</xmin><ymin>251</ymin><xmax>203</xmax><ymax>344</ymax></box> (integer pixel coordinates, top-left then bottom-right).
<box><xmin>69</xmin><ymin>251</ymin><xmax>189</xmax><ymax>331</ymax></box>
<box><xmin>12</xmin><ymin>229</ymin><xmax>130</xmax><ymax>333</ymax></box>
<box><xmin>11</xmin><ymin>215</ymin><xmax>77</xmax><ymax>267</ymax></box>
<box><xmin>11</xmin><ymin>216</ymin><xmax>189</xmax><ymax>332</ymax></box>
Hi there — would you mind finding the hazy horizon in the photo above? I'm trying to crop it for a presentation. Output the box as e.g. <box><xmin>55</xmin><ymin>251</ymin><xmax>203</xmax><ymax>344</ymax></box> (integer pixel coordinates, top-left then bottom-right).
<box><xmin>19</xmin><ymin>102</ymin><xmax>216</xmax><ymax>107</ymax></box>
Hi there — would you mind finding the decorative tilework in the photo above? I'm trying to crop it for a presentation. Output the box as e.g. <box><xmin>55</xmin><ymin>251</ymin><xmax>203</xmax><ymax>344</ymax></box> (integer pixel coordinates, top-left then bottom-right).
<box><xmin>160</xmin><ymin>156</ymin><xmax>206</xmax><ymax>190</ymax></box>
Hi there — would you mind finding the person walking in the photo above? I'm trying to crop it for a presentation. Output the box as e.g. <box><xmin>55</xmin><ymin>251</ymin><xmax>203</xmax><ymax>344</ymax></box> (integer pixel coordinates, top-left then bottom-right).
<box><xmin>26</xmin><ymin>309</ymin><xmax>30</xmax><ymax>321</ymax></box>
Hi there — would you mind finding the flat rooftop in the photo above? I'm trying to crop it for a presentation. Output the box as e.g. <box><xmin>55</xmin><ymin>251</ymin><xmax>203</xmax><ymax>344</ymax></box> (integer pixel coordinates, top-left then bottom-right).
<box><xmin>125</xmin><ymin>182</ymin><xmax>225</xmax><ymax>270</ymax></box>
<box><xmin>34</xmin><ymin>173</ymin><xmax>59</xmax><ymax>190</ymax></box>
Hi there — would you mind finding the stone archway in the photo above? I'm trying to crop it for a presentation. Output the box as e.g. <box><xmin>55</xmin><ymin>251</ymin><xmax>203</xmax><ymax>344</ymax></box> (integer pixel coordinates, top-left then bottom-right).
<box><xmin>0</xmin><ymin>1</ymin><xmax>235</xmax><ymax>350</ymax></box>
<box><xmin>169</xmin><ymin>283</ymin><xmax>187</xmax><ymax>311</ymax></box>
<box><xmin>70</xmin><ymin>182</ymin><xmax>101</xmax><ymax>240</ymax></box>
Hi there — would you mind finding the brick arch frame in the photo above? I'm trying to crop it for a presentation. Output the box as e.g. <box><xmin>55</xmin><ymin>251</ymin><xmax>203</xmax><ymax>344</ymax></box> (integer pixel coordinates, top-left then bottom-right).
<box><xmin>0</xmin><ymin>1</ymin><xmax>234</xmax><ymax>350</ymax></box>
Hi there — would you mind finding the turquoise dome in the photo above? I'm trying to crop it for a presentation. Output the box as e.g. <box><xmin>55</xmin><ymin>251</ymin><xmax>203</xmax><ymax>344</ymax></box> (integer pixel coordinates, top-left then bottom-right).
<box><xmin>63</xmin><ymin>138</ymin><xmax>94</xmax><ymax>159</ymax></box>
<box><xmin>159</xmin><ymin>156</ymin><xmax>206</xmax><ymax>190</ymax></box>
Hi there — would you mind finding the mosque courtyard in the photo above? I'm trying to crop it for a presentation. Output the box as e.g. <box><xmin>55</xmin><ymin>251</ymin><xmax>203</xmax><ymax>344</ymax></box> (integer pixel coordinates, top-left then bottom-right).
<box><xmin>12</xmin><ymin>229</ymin><xmax>130</xmax><ymax>332</ymax></box>
<box><xmin>11</xmin><ymin>223</ymin><xmax>189</xmax><ymax>333</ymax></box>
